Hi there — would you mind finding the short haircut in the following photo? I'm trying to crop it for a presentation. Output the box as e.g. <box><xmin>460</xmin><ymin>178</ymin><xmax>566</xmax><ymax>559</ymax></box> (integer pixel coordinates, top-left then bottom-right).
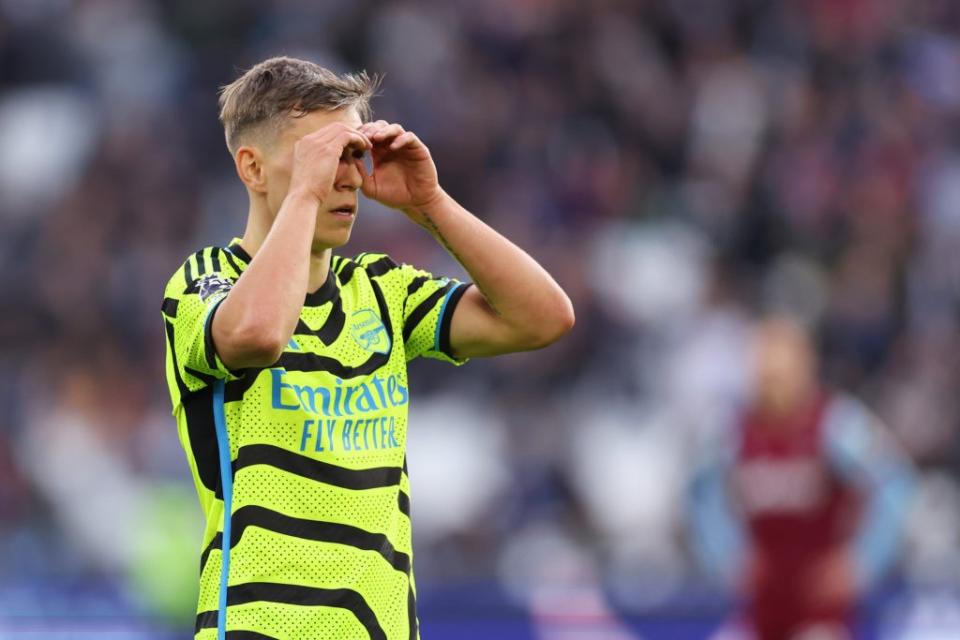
<box><xmin>218</xmin><ymin>56</ymin><xmax>379</xmax><ymax>153</ymax></box>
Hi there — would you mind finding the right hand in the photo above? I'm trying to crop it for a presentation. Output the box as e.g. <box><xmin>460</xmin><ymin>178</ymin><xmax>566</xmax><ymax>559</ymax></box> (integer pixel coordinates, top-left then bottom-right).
<box><xmin>288</xmin><ymin>123</ymin><xmax>371</xmax><ymax>204</ymax></box>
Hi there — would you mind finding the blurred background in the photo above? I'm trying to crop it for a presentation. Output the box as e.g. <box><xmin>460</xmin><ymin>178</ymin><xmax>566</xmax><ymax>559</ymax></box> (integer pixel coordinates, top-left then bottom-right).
<box><xmin>3</xmin><ymin>0</ymin><xmax>960</xmax><ymax>637</ymax></box>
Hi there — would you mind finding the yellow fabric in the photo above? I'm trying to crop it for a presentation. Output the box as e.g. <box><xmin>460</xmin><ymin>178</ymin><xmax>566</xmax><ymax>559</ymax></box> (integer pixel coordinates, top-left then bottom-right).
<box><xmin>161</xmin><ymin>242</ymin><xmax>468</xmax><ymax>639</ymax></box>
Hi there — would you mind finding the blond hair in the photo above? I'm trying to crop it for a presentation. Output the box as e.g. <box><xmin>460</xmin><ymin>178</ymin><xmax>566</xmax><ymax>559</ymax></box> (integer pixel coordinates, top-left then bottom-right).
<box><xmin>218</xmin><ymin>56</ymin><xmax>379</xmax><ymax>153</ymax></box>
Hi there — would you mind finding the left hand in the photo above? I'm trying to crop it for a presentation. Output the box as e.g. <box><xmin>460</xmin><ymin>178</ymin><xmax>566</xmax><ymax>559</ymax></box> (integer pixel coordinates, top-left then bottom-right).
<box><xmin>357</xmin><ymin>120</ymin><xmax>443</xmax><ymax>223</ymax></box>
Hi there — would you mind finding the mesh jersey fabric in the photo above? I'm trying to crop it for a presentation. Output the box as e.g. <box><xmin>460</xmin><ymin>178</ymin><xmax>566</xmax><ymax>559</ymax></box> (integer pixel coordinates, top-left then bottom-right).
<box><xmin>161</xmin><ymin>239</ymin><xmax>470</xmax><ymax>639</ymax></box>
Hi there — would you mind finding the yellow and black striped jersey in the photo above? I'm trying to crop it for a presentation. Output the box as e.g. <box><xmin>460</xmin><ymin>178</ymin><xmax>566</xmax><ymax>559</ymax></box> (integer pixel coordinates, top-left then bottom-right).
<box><xmin>160</xmin><ymin>239</ymin><xmax>470</xmax><ymax>640</ymax></box>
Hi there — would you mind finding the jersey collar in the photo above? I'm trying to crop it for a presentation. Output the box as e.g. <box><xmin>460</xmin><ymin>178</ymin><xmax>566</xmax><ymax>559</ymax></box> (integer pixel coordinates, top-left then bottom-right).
<box><xmin>226</xmin><ymin>238</ymin><xmax>339</xmax><ymax>307</ymax></box>
<box><xmin>305</xmin><ymin>269</ymin><xmax>338</xmax><ymax>306</ymax></box>
<box><xmin>226</xmin><ymin>239</ymin><xmax>252</xmax><ymax>264</ymax></box>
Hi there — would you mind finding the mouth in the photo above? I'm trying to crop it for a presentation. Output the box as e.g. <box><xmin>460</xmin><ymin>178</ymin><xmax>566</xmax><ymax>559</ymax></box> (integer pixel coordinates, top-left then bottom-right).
<box><xmin>329</xmin><ymin>205</ymin><xmax>357</xmax><ymax>218</ymax></box>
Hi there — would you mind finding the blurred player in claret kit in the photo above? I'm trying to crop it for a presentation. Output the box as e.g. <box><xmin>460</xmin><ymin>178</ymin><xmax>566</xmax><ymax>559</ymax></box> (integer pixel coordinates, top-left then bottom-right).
<box><xmin>160</xmin><ymin>56</ymin><xmax>574</xmax><ymax>639</ymax></box>
<box><xmin>689</xmin><ymin>317</ymin><xmax>914</xmax><ymax>640</ymax></box>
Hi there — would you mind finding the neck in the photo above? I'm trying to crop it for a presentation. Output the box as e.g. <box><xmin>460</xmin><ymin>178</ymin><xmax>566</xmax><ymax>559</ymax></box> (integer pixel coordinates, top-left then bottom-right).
<box><xmin>756</xmin><ymin>382</ymin><xmax>819</xmax><ymax>422</ymax></box>
<box><xmin>240</xmin><ymin>199</ymin><xmax>332</xmax><ymax>293</ymax></box>
<box><xmin>307</xmin><ymin>249</ymin><xmax>332</xmax><ymax>291</ymax></box>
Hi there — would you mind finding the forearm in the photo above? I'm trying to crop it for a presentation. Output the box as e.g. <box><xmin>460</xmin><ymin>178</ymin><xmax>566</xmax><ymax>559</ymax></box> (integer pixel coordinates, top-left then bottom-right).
<box><xmin>214</xmin><ymin>191</ymin><xmax>317</xmax><ymax>365</ymax></box>
<box><xmin>850</xmin><ymin>466</ymin><xmax>914</xmax><ymax>589</ymax></box>
<box><xmin>688</xmin><ymin>463</ymin><xmax>746</xmax><ymax>587</ymax></box>
<box><xmin>409</xmin><ymin>190</ymin><xmax>574</xmax><ymax>346</ymax></box>
<box><xmin>823</xmin><ymin>397</ymin><xmax>916</xmax><ymax>590</ymax></box>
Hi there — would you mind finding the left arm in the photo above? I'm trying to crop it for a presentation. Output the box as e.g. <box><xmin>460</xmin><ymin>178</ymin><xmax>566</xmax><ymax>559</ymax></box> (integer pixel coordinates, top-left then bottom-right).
<box><xmin>824</xmin><ymin>395</ymin><xmax>916</xmax><ymax>591</ymax></box>
<box><xmin>414</xmin><ymin>192</ymin><xmax>574</xmax><ymax>357</ymax></box>
<box><xmin>358</xmin><ymin>120</ymin><xmax>574</xmax><ymax>358</ymax></box>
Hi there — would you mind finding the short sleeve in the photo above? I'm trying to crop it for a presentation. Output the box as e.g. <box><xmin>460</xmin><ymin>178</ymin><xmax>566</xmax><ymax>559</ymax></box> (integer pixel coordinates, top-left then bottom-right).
<box><xmin>356</xmin><ymin>254</ymin><xmax>471</xmax><ymax>364</ymax></box>
<box><xmin>161</xmin><ymin>247</ymin><xmax>242</xmax><ymax>392</ymax></box>
<box><xmin>822</xmin><ymin>394</ymin><xmax>909</xmax><ymax>486</ymax></box>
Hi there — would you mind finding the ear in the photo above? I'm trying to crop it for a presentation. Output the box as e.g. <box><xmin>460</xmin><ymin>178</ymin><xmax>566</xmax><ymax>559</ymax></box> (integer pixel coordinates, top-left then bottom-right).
<box><xmin>234</xmin><ymin>145</ymin><xmax>268</xmax><ymax>194</ymax></box>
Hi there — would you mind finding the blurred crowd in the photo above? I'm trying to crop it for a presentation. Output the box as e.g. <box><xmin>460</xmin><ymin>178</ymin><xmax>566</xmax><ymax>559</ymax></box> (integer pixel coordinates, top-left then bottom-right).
<box><xmin>4</xmin><ymin>0</ymin><xmax>960</xmax><ymax>632</ymax></box>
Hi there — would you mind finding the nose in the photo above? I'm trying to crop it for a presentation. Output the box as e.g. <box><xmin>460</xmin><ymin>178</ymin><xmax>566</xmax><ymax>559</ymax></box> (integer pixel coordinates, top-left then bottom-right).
<box><xmin>335</xmin><ymin>156</ymin><xmax>363</xmax><ymax>191</ymax></box>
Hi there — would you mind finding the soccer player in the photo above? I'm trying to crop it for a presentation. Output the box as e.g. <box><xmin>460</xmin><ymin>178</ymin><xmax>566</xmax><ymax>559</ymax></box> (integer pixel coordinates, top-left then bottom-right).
<box><xmin>688</xmin><ymin>317</ymin><xmax>914</xmax><ymax>640</ymax></box>
<box><xmin>160</xmin><ymin>57</ymin><xmax>574</xmax><ymax>639</ymax></box>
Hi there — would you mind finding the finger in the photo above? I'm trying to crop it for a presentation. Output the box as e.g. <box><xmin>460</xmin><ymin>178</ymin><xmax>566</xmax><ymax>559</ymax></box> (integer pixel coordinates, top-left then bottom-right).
<box><xmin>311</xmin><ymin>121</ymin><xmax>365</xmax><ymax>139</ymax></box>
<box><xmin>372</xmin><ymin>123</ymin><xmax>405</xmax><ymax>143</ymax></box>
<box><xmin>338</xmin><ymin>129</ymin><xmax>372</xmax><ymax>151</ymax></box>
<box><xmin>314</xmin><ymin>122</ymin><xmax>372</xmax><ymax>147</ymax></box>
<box><xmin>358</xmin><ymin>120</ymin><xmax>388</xmax><ymax>137</ymax></box>
<box><xmin>388</xmin><ymin>130</ymin><xmax>419</xmax><ymax>151</ymax></box>
<box><xmin>302</xmin><ymin>125</ymin><xmax>371</xmax><ymax>154</ymax></box>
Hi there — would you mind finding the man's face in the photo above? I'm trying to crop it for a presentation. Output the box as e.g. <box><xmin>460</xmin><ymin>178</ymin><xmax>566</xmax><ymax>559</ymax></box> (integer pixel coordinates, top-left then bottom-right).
<box><xmin>752</xmin><ymin>319</ymin><xmax>817</xmax><ymax>418</ymax></box>
<box><xmin>260</xmin><ymin>107</ymin><xmax>364</xmax><ymax>251</ymax></box>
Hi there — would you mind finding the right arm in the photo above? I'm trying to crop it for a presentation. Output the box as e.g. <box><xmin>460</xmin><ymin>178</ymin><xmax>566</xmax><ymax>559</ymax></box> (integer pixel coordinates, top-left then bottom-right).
<box><xmin>687</xmin><ymin>435</ymin><xmax>746</xmax><ymax>588</ymax></box>
<box><xmin>212</xmin><ymin>124</ymin><xmax>371</xmax><ymax>370</ymax></box>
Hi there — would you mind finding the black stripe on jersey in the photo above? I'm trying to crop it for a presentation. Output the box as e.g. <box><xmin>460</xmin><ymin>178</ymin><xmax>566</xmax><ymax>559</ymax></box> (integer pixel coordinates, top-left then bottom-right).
<box><xmin>183</xmin><ymin>387</ymin><xmax>223</xmax><ymax>498</ymax></box>
<box><xmin>270</xmin><ymin>349</ymin><xmax>388</xmax><ymax>380</ymax></box>
<box><xmin>438</xmin><ymin>283</ymin><xmax>470</xmax><ymax>357</ymax></box>
<box><xmin>161</xmin><ymin>297</ymin><xmax>179</xmax><ymax>318</ymax></box>
<box><xmin>209</xmin><ymin>247</ymin><xmax>221</xmax><ymax>273</ymax></box>
<box><xmin>196</xmin><ymin>612</ymin><xmax>282</xmax><ymax>639</ymax></box>
<box><xmin>317</xmin><ymin>296</ymin><xmax>345</xmax><ymax>343</ymax></box>
<box><xmin>184</xmin><ymin>366</ymin><xmax>217</xmax><ymax>387</ymax></box>
<box><xmin>370</xmin><ymin>277</ymin><xmax>392</xmax><ymax>337</ymax></box>
<box><xmin>199</xmin><ymin>532</ymin><xmax>222</xmax><ymax>576</ymax></box>
<box><xmin>184</xmin><ymin>256</ymin><xmax>194</xmax><ymax>288</ymax></box>
<box><xmin>294</xmin><ymin>297</ymin><xmax>345</xmax><ymax>346</ymax></box>
<box><xmin>338</xmin><ymin>260</ymin><xmax>359</xmax><ymax>285</ymax></box>
<box><xmin>203</xmin><ymin>301</ymin><xmax>223</xmax><ymax>370</ymax></box>
<box><xmin>364</xmin><ymin>255</ymin><xmax>399</xmax><ymax>278</ymax></box>
<box><xmin>224</xmin><ymin>371</ymin><xmax>262</xmax><ymax>402</ymax></box>
<box><xmin>222</xmin><ymin>248</ymin><xmax>242</xmax><ymax>275</ymax></box>
<box><xmin>195</xmin><ymin>249</ymin><xmax>208</xmax><ymax>277</ymax></box>
<box><xmin>164</xmin><ymin>320</ymin><xmax>190</xmax><ymax>399</ymax></box>
<box><xmin>399</xmin><ymin>466</ymin><xmax>410</xmax><ymax>516</ymax></box>
<box><xmin>228</xmin><ymin>242</ymin><xmax>252</xmax><ymax>263</ymax></box>
<box><xmin>213</xmin><ymin>361</ymin><xmax>256</xmax><ymax>401</ymax></box>
<box><xmin>403</xmin><ymin>281</ymin><xmax>456</xmax><ymax>342</ymax></box>
<box><xmin>229</xmin><ymin>506</ymin><xmax>403</xmax><ymax>569</ymax></box>
<box><xmin>229</xmin><ymin>583</ymin><xmax>386</xmax><ymax>640</ymax></box>
<box><xmin>408</xmin><ymin>584</ymin><xmax>418</xmax><ymax>640</ymax></box>
<box><xmin>234</xmin><ymin>444</ymin><xmax>402</xmax><ymax>489</ymax></box>
<box><xmin>228</xmin><ymin>505</ymin><xmax>411</xmax><ymax>574</ymax></box>
<box><xmin>304</xmin><ymin>269</ymin><xmax>339</xmax><ymax>307</ymax></box>
<box><xmin>406</xmin><ymin>275</ymin><xmax>429</xmax><ymax>298</ymax></box>
<box><xmin>195</xmin><ymin>609</ymin><xmax>217</xmax><ymax>631</ymax></box>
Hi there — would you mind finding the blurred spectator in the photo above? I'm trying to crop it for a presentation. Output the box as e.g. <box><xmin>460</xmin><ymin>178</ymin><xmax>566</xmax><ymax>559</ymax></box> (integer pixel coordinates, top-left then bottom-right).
<box><xmin>688</xmin><ymin>317</ymin><xmax>915</xmax><ymax>640</ymax></box>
